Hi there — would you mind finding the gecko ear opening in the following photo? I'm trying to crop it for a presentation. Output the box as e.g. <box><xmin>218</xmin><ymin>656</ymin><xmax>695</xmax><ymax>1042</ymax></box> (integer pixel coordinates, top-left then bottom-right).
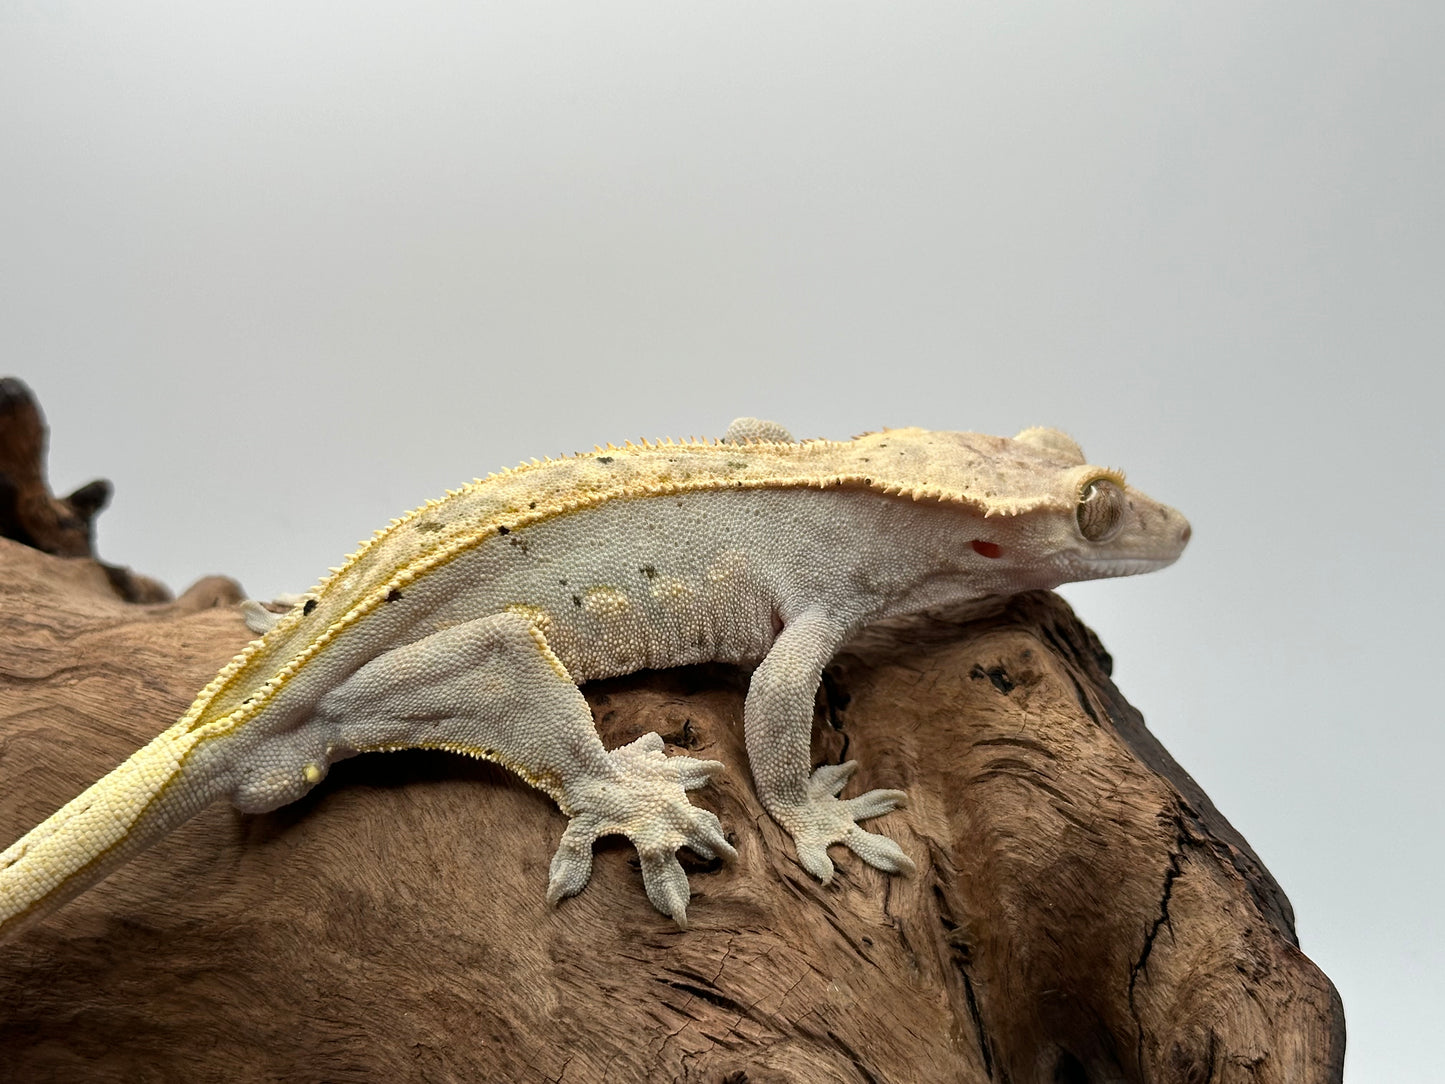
<box><xmin>1013</xmin><ymin>427</ymin><xmax>1085</xmax><ymax>464</ymax></box>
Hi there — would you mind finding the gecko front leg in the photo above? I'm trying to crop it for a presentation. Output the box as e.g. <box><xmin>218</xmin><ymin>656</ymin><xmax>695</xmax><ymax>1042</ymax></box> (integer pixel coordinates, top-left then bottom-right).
<box><xmin>304</xmin><ymin>611</ymin><xmax>735</xmax><ymax>925</ymax></box>
<box><xmin>745</xmin><ymin>609</ymin><xmax>916</xmax><ymax>883</ymax></box>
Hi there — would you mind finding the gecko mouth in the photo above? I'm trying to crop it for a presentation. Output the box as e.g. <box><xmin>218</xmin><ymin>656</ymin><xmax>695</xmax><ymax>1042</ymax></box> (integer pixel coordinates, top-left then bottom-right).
<box><xmin>1057</xmin><ymin>553</ymin><xmax>1183</xmax><ymax>579</ymax></box>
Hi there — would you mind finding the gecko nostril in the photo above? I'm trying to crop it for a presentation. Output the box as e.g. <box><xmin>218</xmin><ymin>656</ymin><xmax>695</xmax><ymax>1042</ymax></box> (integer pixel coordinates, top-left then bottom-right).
<box><xmin>1181</xmin><ymin>523</ymin><xmax>1192</xmax><ymax>544</ymax></box>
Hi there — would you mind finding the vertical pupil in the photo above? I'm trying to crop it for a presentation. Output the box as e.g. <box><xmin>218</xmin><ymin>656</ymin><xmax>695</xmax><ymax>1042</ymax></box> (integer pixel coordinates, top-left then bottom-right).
<box><xmin>1078</xmin><ymin>480</ymin><xmax>1122</xmax><ymax>541</ymax></box>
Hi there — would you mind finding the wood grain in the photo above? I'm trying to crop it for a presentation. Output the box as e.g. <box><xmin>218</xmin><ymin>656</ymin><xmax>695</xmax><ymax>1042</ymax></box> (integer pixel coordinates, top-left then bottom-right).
<box><xmin>0</xmin><ymin>540</ymin><xmax>1343</xmax><ymax>1083</ymax></box>
<box><xmin>0</xmin><ymin>384</ymin><xmax>1343</xmax><ymax>1082</ymax></box>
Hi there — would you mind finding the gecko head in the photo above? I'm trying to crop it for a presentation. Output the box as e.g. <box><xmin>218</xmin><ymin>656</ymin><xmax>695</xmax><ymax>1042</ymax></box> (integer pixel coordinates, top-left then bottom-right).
<box><xmin>852</xmin><ymin>425</ymin><xmax>1190</xmax><ymax>587</ymax></box>
<box><xmin>989</xmin><ymin>427</ymin><xmax>1191</xmax><ymax>587</ymax></box>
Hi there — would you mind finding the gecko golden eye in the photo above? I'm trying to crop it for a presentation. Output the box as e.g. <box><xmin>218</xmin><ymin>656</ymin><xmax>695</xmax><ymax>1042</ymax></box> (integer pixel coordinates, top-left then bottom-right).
<box><xmin>1076</xmin><ymin>479</ymin><xmax>1125</xmax><ymax>542</ymax></box>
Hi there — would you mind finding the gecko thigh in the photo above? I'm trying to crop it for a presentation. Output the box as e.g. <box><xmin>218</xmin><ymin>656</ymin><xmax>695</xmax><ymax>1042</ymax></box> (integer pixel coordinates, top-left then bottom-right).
<box><xmin>303</xmin><ymin>611</ymin><xmax>610</xmax><ymax>805</ymax></box>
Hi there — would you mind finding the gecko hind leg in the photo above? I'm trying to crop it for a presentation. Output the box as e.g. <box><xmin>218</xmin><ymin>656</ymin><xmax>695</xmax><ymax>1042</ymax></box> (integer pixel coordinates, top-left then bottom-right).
<box><xmin>311</xmin><ymin>611</ymin><xmax>734</xmax><ymax>925</ymax></box>
<box><xmin>546</xmin><ymin>729</ymin><xmax>734</xmax><ymax>926</ymax></box>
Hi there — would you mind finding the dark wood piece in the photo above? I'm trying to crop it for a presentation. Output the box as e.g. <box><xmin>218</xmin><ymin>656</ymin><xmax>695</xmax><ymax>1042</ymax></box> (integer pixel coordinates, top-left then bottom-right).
<box><xmin>0</xmin><ymin>389</ymin><xmax>1344</xmax><ymax>1083</ymax></box>
<box><xmin>0</xmin><ymin>376</ymin><xmax>168</xmax><ymax>601</ymax></box>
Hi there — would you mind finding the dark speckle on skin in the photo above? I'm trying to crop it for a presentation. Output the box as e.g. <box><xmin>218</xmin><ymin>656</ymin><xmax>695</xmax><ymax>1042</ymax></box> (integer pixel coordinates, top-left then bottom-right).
<box><xmin>303</xmin><ymin>599</ymin><xmax>318</xmax><ymax>616</ymax></box>
<box><xmin>386</xmin><ymin>588</ymin><xmax>403</xmax><ymax>603</ymax></box>
<box><xmin>415</xmin><ymin>521</ymin><xmax>443</xmax><ymax>533</ymax></box>
<box><xmin>597</xmin><ymin>456</ymin><xmax>614</xmax><ymax>464</ymax></box>
<box><xmin>559</xmin><ymin>577</ymin><xmax>569</xmax><ymax>586</ymax></box>
<box><xmin>497</xmin><ymin>525</ymin><xmax>510</xmax><ymax>535</ymax></box>
<box><xmin>529</xmin><ymin>501</ymin><xmax>536</xmax><ymax>509</ymax></box>
<box><xmin>640</xmin><ymin>565</ymin><xmax>657</xmax><ymax>579</ymax></box>
<box><xmin>572</xmin><ymin>594</ymin><xmax>582</xmax><ymax>608</ymax></box>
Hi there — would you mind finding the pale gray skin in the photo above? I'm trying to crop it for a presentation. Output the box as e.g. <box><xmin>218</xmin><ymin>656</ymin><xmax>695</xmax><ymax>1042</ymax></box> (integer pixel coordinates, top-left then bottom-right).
<box><xmin>226</xmin><ymin>476</ymin><xmax>1187</xmax><ymax>925</ymax></box>
<box><xmin>0</xmin><ymin>420</ymin><xmax>1190</xmax><ymax>934</ymax></box>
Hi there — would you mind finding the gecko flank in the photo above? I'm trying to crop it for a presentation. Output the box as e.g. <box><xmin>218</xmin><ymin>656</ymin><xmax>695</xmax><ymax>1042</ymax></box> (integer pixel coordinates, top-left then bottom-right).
<box><xmin>0</xmin><ymin>419</ymin><xmax>1189</xmax><ymax>933</ymax></box>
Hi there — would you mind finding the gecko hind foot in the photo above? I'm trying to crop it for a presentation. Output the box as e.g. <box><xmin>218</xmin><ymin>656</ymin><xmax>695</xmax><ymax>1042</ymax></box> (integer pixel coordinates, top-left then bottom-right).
<box><xmin>777</xmin><ymin>760</ymin><xmax>915</xmax><ymax>885</ymax></box>
<box><xmin>546</xmin><ymin>732</ymin><xmax>736</xmax><ymax>926</ymax></box>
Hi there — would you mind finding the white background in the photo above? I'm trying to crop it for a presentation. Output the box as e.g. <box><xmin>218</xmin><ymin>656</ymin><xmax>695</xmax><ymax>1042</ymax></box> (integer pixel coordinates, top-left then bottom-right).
<box><xmin>4</xmin><ymin>4</ymin><xmax>1441</xmax><ymax>1078</ymax></box>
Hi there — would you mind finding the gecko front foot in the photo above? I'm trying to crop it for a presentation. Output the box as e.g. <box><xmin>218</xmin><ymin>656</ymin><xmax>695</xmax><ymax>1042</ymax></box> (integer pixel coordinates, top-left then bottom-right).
<box><xmin>547</xmin><ymin>732</ymin><xmax>736</xmax><ymax>926</ymax></box>
<box><xmin>771</xmin><ymin>761</ymin><xmax>915</xmax><ymax>884</ymax></box>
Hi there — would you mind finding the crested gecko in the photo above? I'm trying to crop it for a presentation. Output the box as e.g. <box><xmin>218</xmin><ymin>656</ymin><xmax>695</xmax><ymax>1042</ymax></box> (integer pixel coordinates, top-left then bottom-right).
<box><xmin>0</xmin><ymin>419</ymin><xmax>1189</xmax><ymax>934</ymax></box>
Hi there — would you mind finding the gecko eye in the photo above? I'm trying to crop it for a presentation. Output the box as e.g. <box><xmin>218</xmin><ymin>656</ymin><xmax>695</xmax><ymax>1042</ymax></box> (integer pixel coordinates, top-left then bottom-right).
<box><xmin>1076</xmin><ymin>479</ymin><xmax>1126</xmax><ymax>542</ymax></box>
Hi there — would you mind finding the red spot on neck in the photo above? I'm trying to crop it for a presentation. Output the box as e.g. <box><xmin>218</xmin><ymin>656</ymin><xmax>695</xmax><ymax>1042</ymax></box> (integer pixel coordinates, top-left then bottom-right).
<box><xmin>971</xmin><ymin>539</ymin><xmax>1002</xmax><ymax>559</ymax></box>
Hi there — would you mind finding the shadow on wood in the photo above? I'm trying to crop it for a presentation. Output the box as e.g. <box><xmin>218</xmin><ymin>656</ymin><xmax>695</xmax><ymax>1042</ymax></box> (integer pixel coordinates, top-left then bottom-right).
<box><xmin>0</xmin><ymin>384</ymin><xmax>1344</xmax><ymax>1083</ymax></box>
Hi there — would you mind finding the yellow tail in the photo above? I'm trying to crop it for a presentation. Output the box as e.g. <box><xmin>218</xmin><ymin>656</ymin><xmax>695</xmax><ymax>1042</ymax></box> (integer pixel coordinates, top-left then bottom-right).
<box><xmin>0</xmin><ymin>722</ymin><xmax>220</xmax><ymax>940</ymax></box>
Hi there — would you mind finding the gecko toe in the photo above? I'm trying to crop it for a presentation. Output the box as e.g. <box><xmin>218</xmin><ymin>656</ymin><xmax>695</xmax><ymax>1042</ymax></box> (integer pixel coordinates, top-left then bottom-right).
<box><xmin>775</xmin><ymin>773</ymin><xmax>912</xmax><ymax>886</ymax></box>
<box><xmin>795</xmin><ymin>838</ymin><xmax>837</xmax><ymax>884</ymax></box>
<box><xmin>546</xmin><ymin>817</ymin><xmax>599</xmax><ymax>903</ymax></box>
<box><xmin>639</xmin><ymin>851</ymin><xmax>691</xmax><ymax>927</ymax></box>
<box><xmin>842</xmin><ymin>788</ymin><xmax>906</xmax><ymax>821</ymax></box>
<box><xmin>684</xmin><ymin>808</ymin><xmax>735</xmax><ymax>862</ymax></box>
<box><xmin>844</xmin><ymin>827</ymin><xmax>916</xmax><ymax>876</ymax></box>
<box><xmin>806</xmin><ymin>760</ymin><xmax>858</xmax><ymax>799</ymax></box>
<box><xmin>674</xmin><ymin>756</ymin><xmax>726</xmax><ymax>790</ymax></box>
<box><xmin>557</xmin><ymin>740</ymin><xmax>734</xmax><ymax>923</ymax></box>
<box><xmin>621</xmin><ymin>731</ymin><xmax>666</xmax><ymax>757</ymax></box>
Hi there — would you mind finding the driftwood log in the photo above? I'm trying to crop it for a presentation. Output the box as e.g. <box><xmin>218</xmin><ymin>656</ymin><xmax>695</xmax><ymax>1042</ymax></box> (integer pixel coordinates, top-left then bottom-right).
<box><xmin>0</xmin><ymin>380</ymin><xmax>1344</xmax><ymax>1083</ymax></box>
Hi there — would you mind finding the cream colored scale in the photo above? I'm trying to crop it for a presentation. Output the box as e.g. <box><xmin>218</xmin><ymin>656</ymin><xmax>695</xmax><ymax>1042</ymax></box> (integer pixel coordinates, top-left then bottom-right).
<box><xmin>0</xmin><ymin>419</ymin><xmax>1189</xmax><ymax>934</ymax></box>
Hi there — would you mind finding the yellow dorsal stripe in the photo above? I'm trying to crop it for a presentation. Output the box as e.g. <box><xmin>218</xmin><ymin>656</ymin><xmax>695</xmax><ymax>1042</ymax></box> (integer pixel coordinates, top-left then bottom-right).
<box><xmin>171</xmin><ymin>429</ymin><xmax>1087</xmax><ymax>746</ymax></box>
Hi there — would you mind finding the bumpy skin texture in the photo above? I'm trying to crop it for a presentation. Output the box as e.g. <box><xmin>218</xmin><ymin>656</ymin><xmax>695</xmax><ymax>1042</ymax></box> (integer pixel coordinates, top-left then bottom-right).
<box><xmin>0</xmin><ymin>419</ymin><xmax>1190</xmax><ymax>933</ymax></box>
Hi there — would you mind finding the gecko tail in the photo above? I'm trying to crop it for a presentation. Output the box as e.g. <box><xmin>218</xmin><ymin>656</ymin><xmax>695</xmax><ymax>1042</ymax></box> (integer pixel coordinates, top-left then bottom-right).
<box><xmin>0</xmin><ymin>724</ymin><xmax>226</xmax><ymax>942</ymax></box>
